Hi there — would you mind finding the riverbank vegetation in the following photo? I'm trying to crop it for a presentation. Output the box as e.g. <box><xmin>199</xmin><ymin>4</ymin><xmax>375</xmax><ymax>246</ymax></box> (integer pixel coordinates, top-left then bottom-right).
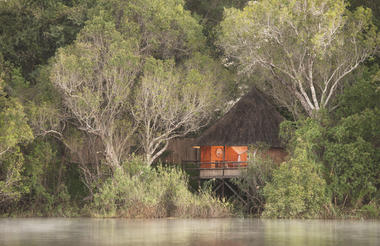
<box><xmin>0</xmin><ymin>0</ymin><xmax>379</xmax><ymax>219</ymax></box>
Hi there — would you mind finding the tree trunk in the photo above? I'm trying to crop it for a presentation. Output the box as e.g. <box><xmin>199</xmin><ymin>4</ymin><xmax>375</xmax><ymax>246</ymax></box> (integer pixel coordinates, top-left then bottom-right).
<box><xmin>103</xmin><ymin>139</ymin><xmax>121</xmax><ymax>169</ymax></box>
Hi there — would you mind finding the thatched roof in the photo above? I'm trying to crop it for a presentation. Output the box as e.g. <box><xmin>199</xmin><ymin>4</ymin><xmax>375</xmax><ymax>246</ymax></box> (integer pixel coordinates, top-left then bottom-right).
<box><xmin>196</xmin><ymin>87</ymin><xmax>284</xmax><ymax>147</ymax></box>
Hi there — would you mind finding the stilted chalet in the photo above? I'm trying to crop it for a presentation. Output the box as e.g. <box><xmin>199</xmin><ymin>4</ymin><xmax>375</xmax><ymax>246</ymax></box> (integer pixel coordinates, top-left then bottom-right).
<box><xmin>184</xmin><ymin>87</ymin><xmax>287</xmax><ymax>179</ymax></box>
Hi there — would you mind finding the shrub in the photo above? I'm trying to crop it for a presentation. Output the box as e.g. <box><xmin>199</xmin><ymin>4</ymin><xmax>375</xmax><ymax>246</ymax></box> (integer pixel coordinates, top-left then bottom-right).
<box><xmin>359</xmin><ymin>203</ymin><xmax>380</xmax><ymax>219</ymax></box>
<box><xmin>0</xmin><ymin>148</ymin><xmax>29</xmax><ymax>212</ymax></box>
<box><xmin>321</xmin><ymin>67</ymin><xmax>379</xmax><ymax>211</ymax></box>
<box><xmin>263</xmin><ymin>146</ymin><xmax>329</xmax><ymax>218</ymax></box>
<box><xmin>22</xmin><ymin>139</ymin><xmax>77</xmax><ymax>216</ymax></box>
<box><xmin>91</xmin><ymin>156</ymin><xmax>230</xmax><ymax>218</ymax></box>
<box><xmin>232</xmin><ymin>150</ymin><xmax>278</xmax><ymax>215</ymax></box>
<box><xmin>324</xmin><ymin>109</ymin><xmax>380</xmax><ymax>209</ymax></box>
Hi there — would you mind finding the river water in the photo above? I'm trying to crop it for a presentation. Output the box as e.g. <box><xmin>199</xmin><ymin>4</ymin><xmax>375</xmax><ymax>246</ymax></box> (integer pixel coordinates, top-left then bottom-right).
<box><xmin>0</xmin><ymin>218</ymin><xmax>379</xmax><ymax>246</ymax></box>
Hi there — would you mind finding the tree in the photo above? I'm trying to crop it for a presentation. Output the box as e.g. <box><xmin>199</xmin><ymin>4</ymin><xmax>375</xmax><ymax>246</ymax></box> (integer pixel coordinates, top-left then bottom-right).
<box><xmin>263</xmin><ymin>118</ymin><xmax>330</xmax><ymax>218</ymax></box>
<box><xmin>0</xmin><ymin>79</ymin><xmax>33</xmax><ymax>157</ymax></box>
<box><xmin>94</xmin><ymin>0</ymin><xmax>205</xmax><ymax>60</ymax></box>
<box><xmin>0</xmin><ymin>78</ymin><xmax>33</xmax><ymax>205</ymax></box>
<box><xmin>133</xmin><ymin>55</ymin><xmax>225</xmax><ymax>165</ymax></box>
<box><xmin>349</xmin><ymin>0</ymin><xmax>380</xmax><ymax>27</ymax></box>
<box><xmin>184</xmin><ymin>0</ymin><xmax>249</xmax><ymax>57</ymax></box>
<box><xmin>219</xmin><ymin>0</ymin><xmax>379</xmax><ymax>117</ymax></box>
<box><xmin>51</xmin><ymin>16</ymin><xmax>140</xmax><ymax>169</ymax></box>
<box><xmin>0</xmin><ymin>0</ymin><xmax>94</xmax><ymax>77</ymax></box>
<box><xmin>323</xmin><ymin>68</ymin><xmax>380</xmax><ymax>208</ymax></box>
<box><xmin>52</xmin><ymin>0</ymin><xmax>231</xmax><ymax>168</ymax></box>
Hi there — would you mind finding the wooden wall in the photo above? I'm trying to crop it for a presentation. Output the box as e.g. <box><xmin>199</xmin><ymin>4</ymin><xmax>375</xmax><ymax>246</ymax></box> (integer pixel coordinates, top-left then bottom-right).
<box><xmin>161</xmin><ymin>139</ymin><xmax>288</xmax><ymax>166</ymax></box>
<box><xmin>161</xmin><ymin>138</ymin><xmax>198</xmax><ymax>164</ymax></box>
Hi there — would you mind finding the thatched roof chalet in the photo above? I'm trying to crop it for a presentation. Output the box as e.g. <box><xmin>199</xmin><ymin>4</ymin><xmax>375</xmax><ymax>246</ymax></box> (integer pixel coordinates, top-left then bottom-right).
<box><xmin>196</xmin><ymin>87</ymin><xmax>284</xmax><ymax>148</ymax></box>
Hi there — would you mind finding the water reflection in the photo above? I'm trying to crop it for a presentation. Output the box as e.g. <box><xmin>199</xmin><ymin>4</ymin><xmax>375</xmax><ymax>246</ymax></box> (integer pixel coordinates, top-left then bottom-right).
<box><xmin>0</xmin><ymin>218</ymin><xmax>379</xmax><ymax>246</ymax></box>
<box><xmin>262</xmin><ymin>219</ymin><xmax>380</xmax><ymax>246</ymax></box>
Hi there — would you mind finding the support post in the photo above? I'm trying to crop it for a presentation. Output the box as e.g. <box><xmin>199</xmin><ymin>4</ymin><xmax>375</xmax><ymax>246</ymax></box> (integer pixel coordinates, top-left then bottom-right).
<box><xmin>224</xmin><ymin>181</ymin><xmax>247</xmax><ymax>206</ymax></box>
<box><xmin>222</xmin><ymin>179</ymin><xmax>225</xmax><ymax>197</ymax></box>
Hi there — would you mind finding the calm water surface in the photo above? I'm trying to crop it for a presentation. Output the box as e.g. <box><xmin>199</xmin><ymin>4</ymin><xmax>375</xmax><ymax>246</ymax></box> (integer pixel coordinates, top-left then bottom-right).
<box><xmin>0</xmin><ymin>218</ymin><xmax>379</xmax><ymax>246</ymax></box>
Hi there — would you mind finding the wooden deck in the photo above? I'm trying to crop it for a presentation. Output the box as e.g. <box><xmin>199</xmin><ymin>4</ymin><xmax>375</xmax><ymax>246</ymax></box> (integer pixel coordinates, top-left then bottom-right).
<box><xmin>182</xmin><ymin>160</ymin><xmax>248</xmax><ymax>205</ymax></box>
<box><xmin>181</xmin><ymin>161</ymin><xmax>247</xmax><ymax>179</ymax></box>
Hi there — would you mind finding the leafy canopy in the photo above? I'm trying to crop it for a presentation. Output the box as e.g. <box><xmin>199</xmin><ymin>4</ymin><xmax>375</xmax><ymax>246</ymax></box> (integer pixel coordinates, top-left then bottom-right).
<box><xmin>219</xmin><ymin>0</ymin><xmax>379</xmax><ymax>117</ymax></box>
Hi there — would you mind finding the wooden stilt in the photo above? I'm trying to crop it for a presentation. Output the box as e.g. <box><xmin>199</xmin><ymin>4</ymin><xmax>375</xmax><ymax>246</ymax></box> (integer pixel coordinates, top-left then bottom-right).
<box><xmin>181</xmin><ymin>159</ymin><xmax>249</xmax><ymax>205</ymax></box>
<box><xmin>224</xmin><ymin>181</ymin><xmax>247</xmax><ymax>206</ymax></box>
<box><xmin>222</xmin><ymin>179</ymin><xmax>225</xmax><ymax>197</ymax></box>
<box><xmin>213</xmin><ymin>180</ymin><xmax>224</xmax><ymax>193</ymax></box>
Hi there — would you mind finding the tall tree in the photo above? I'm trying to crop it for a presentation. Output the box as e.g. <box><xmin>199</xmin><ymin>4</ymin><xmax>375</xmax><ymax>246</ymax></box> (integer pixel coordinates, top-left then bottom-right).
<box><xmin>51</xmin><ymin>16</ymin><xmax>140</xmax><ymax>169</ymax></box>
<box><xmin>51</xmin><ymin>0</ymin><xmax>232</xmax><ymax>169</ymax></box>
<box><xmin>219</xmin><ymin>0</ymin><xmax>379</xmax><ymax>117</ymax></box>
<box><xmin>134</xmin><ymin>55</ymin><xmax>225</xmax><ymax>165</ymax></box>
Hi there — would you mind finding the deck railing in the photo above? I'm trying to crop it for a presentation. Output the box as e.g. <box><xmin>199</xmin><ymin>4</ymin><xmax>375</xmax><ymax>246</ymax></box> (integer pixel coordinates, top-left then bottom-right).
<box><xmin>181</xmin><ymin>160</ymin><xmax>248</xmax><ymax>179</ymax></box>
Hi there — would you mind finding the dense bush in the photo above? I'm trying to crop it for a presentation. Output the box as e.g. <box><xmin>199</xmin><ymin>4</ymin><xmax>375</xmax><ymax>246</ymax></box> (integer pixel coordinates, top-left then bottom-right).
<box><xmin>322</xmin><ymin>69</ymin><xmax>380</xmax><ymax>212</ymax></box>
<box><xmin>261</xmin><ymin>118</ymin><xmax>329</xmax><ymax>218</ymax></box>
<box><xmin>91</xmin><ymin>157</ymin><xmax>231</xmax><ymax>218</ymax></box>
<box><xmin>0</xmin><ymin>79</ymin><xmax>33</xmax><ymax>212</ymax></box>
<box><xmin>270</xmin><ymin>74</ymin><xmax>380</xmax><ymax>217</ymax></box>
<box><xmin>22</xmin><ymin>140</ymin><xmax>75</xmax><ymax>216</ymax></box>
<box><xmin>232</xmin><ymin>149</ymin><xmax>278</xmax><ymax>215</ymax></box>
<box><xmin>263</xmin><ymin>143</ymin><xmax>329</xmax><ymax>218</ymax></box>
<box><xmin>324</xmin><ymin>109</ymin><xmax>380</xmax><ymax>209</ymax></box>
<box><xmin>0</xmin><ymin>148</ymin><xmax>29</xmax><ymax>211</ymax></box>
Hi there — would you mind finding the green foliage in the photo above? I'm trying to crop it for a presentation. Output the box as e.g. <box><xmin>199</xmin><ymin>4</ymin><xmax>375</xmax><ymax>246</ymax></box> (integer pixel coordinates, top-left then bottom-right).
<box><xmin>51</xmin><ymin>13</ymin><xmax>141</xmax><ymax>168</ymax></box>
<box><xmin>185</xmin><ymin>0</ymin><xmax>248</xmax><ymax>56</ymax></box>
<box><xmin>275</xmin><ymin>70</ymin><xmax>380</xmax><ymax>217</ymax></box>
<box><xmin>324</xmin><ymin>137</ymin><xmax>378</xmax><ymax>208</ymax></box>
<box><xmin>321</xmin><ymin>68</ymin><xmax>380</xmax><ymax>210</ymax></box>
<box><xmin>0</xmin><ymin>148</ymin><xmax>29</xmax><ymax>210</ymax></box>
<box><xmin>185</xmin><ymin>0</ymin><xmax>248</xmax><ymax>26</ymax></box>
<box><xmin>218</xmin><ymin>0</ymin><xmax>379</xmax><ymax>117</ymax></box>
<box><xmin>349</xmin><ymin>0</ymin><xmax>380</xmax><ymax>27</ymax></box>
<box><xmin>263</xmin><ymin>118</ymin><xmax>330</xmax><ymax>218</ymax></box>
<box><xmin>24</xmin><ymin>141</ymin><xmax>56</xmax><ymax>204</ymax></box>
<box><xmin>232</xmin><ymin>152</ymin><xmax>278</xmax><ymax>215</ymax></box>
<box><xmin>20</xmin><ymin>139</ymin><xmax>75</xmax><ymax>216</ymax></box>
<box><xmin>0</xmin><ymin>0</ymin><xmax>94</xmax><ymax>76</ymax></box>
<box><xmin>0</xmin><ymin>80</ymin><xmax>33</xmax><ymax>155</ymax></box>
<box><xmin>280</xmin><ymin>117</ymin><xmax>326</xmax><ymax>159</ymax></box>
<box><xmin>183</xmin><ymin>52</ymin><xmax>235</xmax><ymax>100</ymax></box>
<box><xmin>324</xmin><ymin>108</ymin><xmax>380</xmax><ymax>208</ymax></box>
<box><xmin>335</xmin><ymin>66</ymin><xmax>380</xmax><ymax>118</ymax></box>
<box><xmin>263</xmin><ymin>145</ymin><xmax>329</xmax><ymax>218</ymax></box>
<box><xmin>93</xmin><ymin>0</ymin><xmax>205</xmax><ymax>60</ymax></box>
<box><xmin>52</xmin><ymin>13</ymin><xmax>141</xmax><ymax>110</ymax></box>
<box><xmin>7</xmin><ymin>67</ymin><xmax>29</xmax><ymax>95</ymax></box>
<box><xmin>359</xmin><ymin>203</ymin><xmax>380</xmax><ymax>219</ymax></box>
<box><xmin>91</xmin><ymin>157</ymin><xmax>230</xmax><ymax>218</ymax></box>
<box><xmin>0</xmin><ymin>79</ymin><xmax>33</xmax><ymax>209</ymax></box>
<box><xmin>135</xmin><ymin>54</ymin><xmax>228</xmax><ymax>164</ymax></box>
<box><xmin>51</xmin><ymin>1</ymin><xmax>229</xmax><ymax>168</ymax></box>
